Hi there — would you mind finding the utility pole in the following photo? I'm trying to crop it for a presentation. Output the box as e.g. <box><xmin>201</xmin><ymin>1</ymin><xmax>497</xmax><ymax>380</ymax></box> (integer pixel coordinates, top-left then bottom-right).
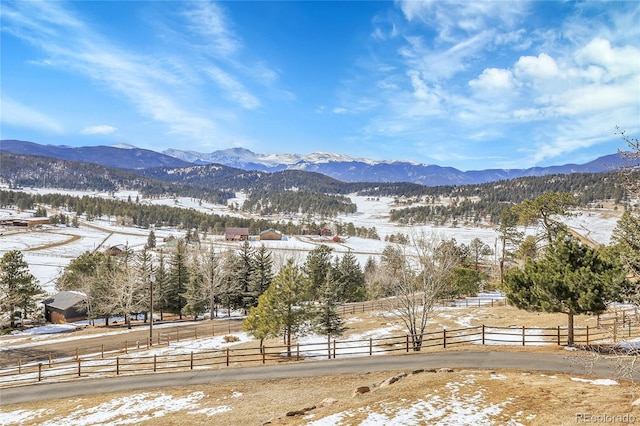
<box><xmin>149</xmin><ymin>278</ymin><xmax>154</xmax><ymax>346</ymax></box>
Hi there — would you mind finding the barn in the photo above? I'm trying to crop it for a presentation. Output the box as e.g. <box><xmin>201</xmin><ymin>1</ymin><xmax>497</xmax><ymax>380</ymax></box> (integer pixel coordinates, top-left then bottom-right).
<box><xmin>259</xmin><ymin>228</ymin><xmax>283</xmax><ymax>241</ymax></box>
<box><xmin>43</xmin><ymin>291</ymin><xmax>87</xmax><ymax>324</ymax></box>
<box><xmin>225</xmin><ymin>227</ymin><xmax>250</xmax><ymax>241</ymax></box>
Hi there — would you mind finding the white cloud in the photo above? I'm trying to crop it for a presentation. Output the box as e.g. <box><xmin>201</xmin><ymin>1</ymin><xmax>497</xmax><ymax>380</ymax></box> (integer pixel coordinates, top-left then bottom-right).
<box><xmin>469</xmin><ymin>68</ymin><xmax>514</xmax><ymax>91</ymax></box>
<box><xmin>514</xmin><ymin>53</ymin><xmax>559</xmax><ymax>79</ymax></box>
<box><xmin>0</xmin><ymin>97</ymin><xmax>63</xmax><ymax>133</ymax></box>
<box><xmin>80</xmin><ymin>125</ymin><xmax>117</xmax><ymax>135</ymax></box>
<box><xmin>574</xmin><ymin>38</ymin><xmax>640</xmax><ymax>81</ymax></box>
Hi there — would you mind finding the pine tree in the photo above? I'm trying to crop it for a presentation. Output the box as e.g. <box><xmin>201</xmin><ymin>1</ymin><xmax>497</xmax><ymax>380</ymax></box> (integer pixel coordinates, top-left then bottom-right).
<box><xmin>334</xmin><ymin>251</ymin><xmax>366</xmax><ymax>302</ymax></box>
<box><xmin>166</xmin><ymin>239</ymin><xmax>190</xmax><ymax>319</ymax></box>
<box><xmin>0</xmin><ymin>250</ymin><xmax>43</xmax><ymax>326</ymax></box>
<box><xmin>181</xmin><ymin>270</ymin><xmax>206</xmax><ymax>320</ymax></box>
<box><xmin>303</xmin><ymin>245</ymin><xmax>333</xmax><ymax>300</ymax></box>
<box><xmin>504</xmin><ymin>234</ymin><xmax>627</xmax><ymax>345</ymax></box>
<box><xmin>243</xmin><ymin>259</ymin><xmax>310</xmax><ymax>356</ymax></box>
<box><xmin>237</xmin><ymin>240</ymin><xmax>256</xmax><ymax>311</ymax></box>
<box><xmin>145</xmin><ymin>229</ymin><xmax>156</xmax><ymax>249</ymax></box>
<box><xmin>248</xmin><ymin>244</ymin><xmax>273</xmax><ymax>305</ymax></box>
<box><xmin>313</xmin><ymin>268</ymin><xmax>346</xmax><ymax>348</ymax></box>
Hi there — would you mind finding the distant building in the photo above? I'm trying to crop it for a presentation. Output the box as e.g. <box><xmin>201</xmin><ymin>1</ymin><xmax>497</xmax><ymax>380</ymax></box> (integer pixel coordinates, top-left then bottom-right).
<box><xmin>259</xmin><ymin>228</ymin><xmax>283</xmax><ymax>241</ymax></box>
<box><xmin>320</xmin><ymin>227</ymin><xmax>333</xmax><ymax>237</ymax></box>
<box><xmin>0</xmin><ymin>217</ymin><xmax>50</xmax><ymax>228</ymax></box>
<box><xmin>106</xmin><ymin>244</ymin><xmax>127</xmax><ymax>256</ymax></box>
<box><xmin>225</xmin><ymin>227</ymin><xmax>249</xmax><ymax>241</ymax></box>
<box><xmin>43</xmin><ymin>291</ymin><xmax>87</xmax><ymax>324</ymax></box>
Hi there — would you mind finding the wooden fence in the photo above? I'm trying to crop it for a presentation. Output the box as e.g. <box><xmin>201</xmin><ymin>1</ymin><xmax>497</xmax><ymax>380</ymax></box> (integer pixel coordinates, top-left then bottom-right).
<box><xmin>336</xmin><ymin>296</ymin><xmax>506</xmax><ymax>316</ymax></box>
<box><xmin>2</xmin><ymin>321</ymin><xmax>636</xmax><ymax>388</ymax></box>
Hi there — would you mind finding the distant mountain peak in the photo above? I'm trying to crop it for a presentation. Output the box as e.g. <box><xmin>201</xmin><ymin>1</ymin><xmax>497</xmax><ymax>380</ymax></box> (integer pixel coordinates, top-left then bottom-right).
<box><xmin>111</xmin><ymin>143</ymin><xmax>138</xmax><ymax>150</ymax></box>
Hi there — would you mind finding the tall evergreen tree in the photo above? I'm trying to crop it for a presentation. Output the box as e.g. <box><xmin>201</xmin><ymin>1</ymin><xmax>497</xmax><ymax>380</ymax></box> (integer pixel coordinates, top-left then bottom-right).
<box><xmin>237</xmin><ymin>240</ymin><xmax>256</xmax><ymax>311</ymax></box>
<box><xmin>0</xmin><ymin>250</ymin><xmax>43</xmax><ymax>326</ymax></box>
<box><xmin>504</xmin><ymin>234</ymin><xmax>627</xmax><ymax>345</ymax></box>
<box><xmin>334</xmin><ymin>251</ymin><xmax>366</xmax><ymax>302</ymax></box>
<box><xmin>243</xmin><ymin>259</ymin><xmax>310</xmax><ymax>356</ymax></box>
<box><xmin>166</xmin><ymin>239</ymin><xmax>190</xmax><ymax>319</ymax></box>
<box><xmin>496</xmin><ymin>207</ymin><xmax>524</xmax><ymax>283</ymax></box>
<box><xmin>248</xmin><ymin>244</ymin><xmax>274</xmax><ymax>305</ymax></box>
<box><xmin>313</xmin><ymin>268</ymin><xmax>346</xmax><ymax>347</ymax></box>
<box><xmin>154</xmin><ymin>252</ymin><xmax>170</xmax><ymax>320</ymax></box>
<box><xmin>303</xmin><ymin>245</ymin><xmax>333</xmax><ymax>300</ymax></box>
<box><xmin>514</xmin><ymin>192</ymin><xmax>578</xmax><ymax>246</ymax></box>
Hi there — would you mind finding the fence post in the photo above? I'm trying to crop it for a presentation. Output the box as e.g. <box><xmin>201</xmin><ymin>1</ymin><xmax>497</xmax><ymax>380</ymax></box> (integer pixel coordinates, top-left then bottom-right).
<box><xmin>557</xmin><ymin>326</ymin><xmax>560</xmax><ymax>345</ymax></box>
<box><xmin>613</xmin><ymin>318</ymin><xmax>617</xmax><ymax>343</ymax></box>
<box><xmin>77</xmin><ymin>359</ymin><xmax>81</xmax><ymax>377</ymax></box>
<box><xmin>116</xmin><ymin>357</ymin><xmax>120</xmax><ymax>375</ymax></box>
<box><xmin>75</xmin><ymin>347</ymin><xmax>79</xmax><ymax>361</ymax></box>
<box><xmin>482</xmin><ymin>325</ymin><xmax>485</xmax><ymax>345</ymax></box>
<box><xmin>327</xmin><ymin>338</ymin><xmax>331</xmax><ymax>360</ymax></box>
<box><xmin>586</xmin><ymin>326</ymin><xmax>590</xmax><ymax>345</ymax></box>
<box><xmin>406</xmin><ymin>335</ymin><xmax>409</xmax><ymax>352</ymax></box>
<box><xmin>18</xmin><ymin>358</ymin><xmax>21</xmax><ymax>374</ymax></box>
<box><xmin>333</xmin><ymin>340</ymin><xmax>336</xmax><ymax>359</ymax></box>
<box><xmin>597</xmin><ymin>314</ymin><xmax>600</xmax><ymax>328</ymax></box>
<box><xmin>190</xmin><ymin>352</ymin><xmax>194</xmax><ymax>370</ymax></box>
<box><xmin>522</xmin><ymin>326</ymin><xmax>525</xmax><ymax>346</ymax></box>
<box><xmin>38</xmin><ymin>363</ymin><xmax>42</xmax><ymax>382</ymax></box>
<box><xmin>154</xmin><ymin>354</ymin><xmax>157</xmax><ymax>372</ymax></box>
<box><xmin>146</xmin><ymin>337</ymin><xmax>149</xmax><ymax>350</ymax></box>
<box><xmin>101</xmin><ymin>344</ymin><xmax>104</xmax><ymax>358</ymax></box>
<box><xmin>443</xmin><ymin>329</ymin><xmax>447</xmax><ymax>349</ymax></box>
<box><xmin>297</xmin><ymin>343</ymin><xmax>300</xmax><ymax>361</ymax></box>
<box><xmin>226</xmin><ymin>348</ymin><xmax>230</xmax><ymax>366</ymax></box>
<box><xmin>262</xmin><ymin>346</ymin><xmax>266</xmax><ymax>364</ymax></box>
<box><xmin>49</xmin><ymin>353</ymin><xmax>53</xmax><ymax>367</ymax></box>
<box><xmin>369</xmin><ymin>337</ymin><xmax>373</xmax><ymax>356</ymax></box>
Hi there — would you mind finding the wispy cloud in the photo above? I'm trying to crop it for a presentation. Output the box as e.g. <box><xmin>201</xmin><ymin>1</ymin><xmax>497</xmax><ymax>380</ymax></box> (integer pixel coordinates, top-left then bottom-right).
<box><xmin>0</xmin><ymin>97</ymin><xmax>63</xmax><ymax>133</ymax></box>
<box><xmin>0</xmin><ymin>0</ymin><xmax>271</xmax><ymax>146</ymax></box>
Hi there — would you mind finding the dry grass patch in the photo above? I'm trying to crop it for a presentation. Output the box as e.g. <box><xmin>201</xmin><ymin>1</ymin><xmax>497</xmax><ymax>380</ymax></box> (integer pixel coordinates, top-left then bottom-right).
<box><xmin>3</xmin><ymin>369</ymin><xmax>637</xmax><ymax>425</ymax></box>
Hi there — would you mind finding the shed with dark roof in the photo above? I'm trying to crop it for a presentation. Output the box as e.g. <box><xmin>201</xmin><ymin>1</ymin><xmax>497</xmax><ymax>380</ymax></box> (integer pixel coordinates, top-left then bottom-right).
<box><xmin>43</xmin><ymin>291</ymin><xmax>87</xmax><ymax>324</ymax></box>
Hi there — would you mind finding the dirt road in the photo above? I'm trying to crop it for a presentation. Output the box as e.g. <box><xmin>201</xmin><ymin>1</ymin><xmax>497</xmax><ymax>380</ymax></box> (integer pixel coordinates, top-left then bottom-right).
<box><xmin>0</xmin><ymin>318</ymin><xmax>244</xmax><ymax>369</ymax></box>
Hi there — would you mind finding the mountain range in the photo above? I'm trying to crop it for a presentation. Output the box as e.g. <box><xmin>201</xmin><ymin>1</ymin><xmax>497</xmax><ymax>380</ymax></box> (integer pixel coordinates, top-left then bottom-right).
<box><xmin>0</xmin><ymin>139</ymin><xmax>625</xmax><ymax>186</ymax></box>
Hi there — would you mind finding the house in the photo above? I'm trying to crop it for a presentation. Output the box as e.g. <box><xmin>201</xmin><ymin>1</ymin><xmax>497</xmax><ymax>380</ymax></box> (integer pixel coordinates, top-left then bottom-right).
<box><xmin>107</xmin><ymin>244</ymin><xmax>127</xmax><ymax>256</ymax></box>
<box><xmin>43</xmin><ymin>291</ymin><xmax>87</xmax><ymax>324</ymax></box>
<box><xmin>259</xmin><ymin>228</ymin><xmax>283</xmax><ymax>241</ymax></box>
<box><xmin>225</xmin><ymin>227</ymin><xmax>249</xmax><ymax>241</ymax></box>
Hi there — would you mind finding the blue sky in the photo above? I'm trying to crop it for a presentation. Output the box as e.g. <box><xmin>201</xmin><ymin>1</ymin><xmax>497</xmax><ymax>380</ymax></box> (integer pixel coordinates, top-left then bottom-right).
<box><xmin>1</xmin><ymin>1</ymin><xmax>639</xmax><ymax>171</ymax></box>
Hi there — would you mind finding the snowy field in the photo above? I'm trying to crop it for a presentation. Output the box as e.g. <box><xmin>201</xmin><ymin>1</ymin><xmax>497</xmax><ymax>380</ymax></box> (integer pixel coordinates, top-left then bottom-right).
<box><xmin>0</xmin><ymin>188</ymin><xmax>621</xmax><ymax>294</ymax></box>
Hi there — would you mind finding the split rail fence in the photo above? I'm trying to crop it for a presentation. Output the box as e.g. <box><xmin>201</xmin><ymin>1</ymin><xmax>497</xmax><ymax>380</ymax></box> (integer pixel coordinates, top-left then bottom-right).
<box><xmin>2</xmin><ymin>316</ymin><xmax>639</xmax><ymax>388</ymax></box>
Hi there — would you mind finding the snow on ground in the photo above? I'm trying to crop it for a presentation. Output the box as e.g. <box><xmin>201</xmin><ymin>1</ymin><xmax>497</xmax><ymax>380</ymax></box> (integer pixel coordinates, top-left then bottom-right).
<box><xmin>570</xmin><ymin>377</ymin><xmax>619</xmax><ymax>386</ymax></box>
<box><xmin>0</xmin><ymin>390</ymin><xmax>241</xmax><ymax>425</ymax></box>
<box><xmin>306</xmin><ymin>374</ymin><xmax>517</xmax><ymax>426</ymax></box>
<box><xmin>1</xmin><ymin>188</ymin><xmax>622</xmax><ymax>294</ymax></box>
<box><xmin>562</xmin><ymin>208</ymin><xmax>622</xmax><ymax>245</ymax></box>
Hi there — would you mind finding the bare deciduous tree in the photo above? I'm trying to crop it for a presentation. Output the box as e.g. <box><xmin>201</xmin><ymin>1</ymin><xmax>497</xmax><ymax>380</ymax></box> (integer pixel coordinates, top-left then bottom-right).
<box><xmin>386</xmin><ymin>232</ymin><xmax>460</xmax><ymax>351</ymax></box>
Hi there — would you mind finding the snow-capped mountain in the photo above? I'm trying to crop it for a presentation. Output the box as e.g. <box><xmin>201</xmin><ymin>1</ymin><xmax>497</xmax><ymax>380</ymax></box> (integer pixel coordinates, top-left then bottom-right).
<box><xmin>162</xmin><ymin>147</ymin><xmax>624</xmax><ymax>186</ymax></box>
